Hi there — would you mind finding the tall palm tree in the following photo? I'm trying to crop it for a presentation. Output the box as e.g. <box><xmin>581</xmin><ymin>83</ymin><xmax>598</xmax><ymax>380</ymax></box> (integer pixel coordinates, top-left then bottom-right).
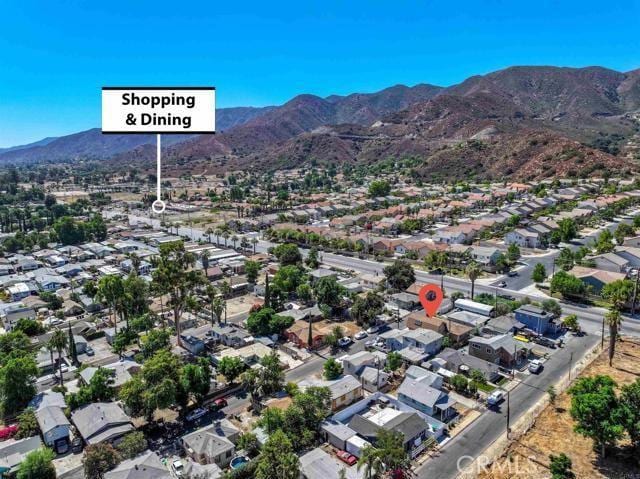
<box><xmin>240</xmin><ymin>236</ymin><xmax>250</xmax><ymax>251</ymax></box>
<box><xmin>214</xmin><ymin>227</ymin><xmax>222</xmax><ymax>247</ymax></box>
<box><xmin>201</xmin><ymin>250</ymin><xmax>210</xmax><ymax>273</ymax></box>
<box><xmin>222</xmin><ymin>231</ymin><xmax>230</xmax><ymax>248</ymax></box>
<box><xmin>357</xmin><ymin>445</ymin><xmax>383</xmax><ymax>479</ymax></box>
<box><xmin>95</xmin><ymin>275</ymin><xmax>125</xmax><ymax>335</ymax></box>
<box><xmin>605</xmin><ymin>309</ymin><xmax>623</xmax><ymax>366</ymax></box>
<box><xmin>212</xmin><ymin>297</ymin><xmax>226</xmax><ymax>324</ymax></box>
<box><xmin>205</xmin><ymin>285</ymin><xmax>218</xmax><ymax>326</ymax></box>
<box><xmin>205</xmin><ymin>227</ymin><xmax>214</xmax><ymax>244</ymax></box>
<box><xmin>466</xmin><ymin>261</ymin><xmax>482</xmax><ymax>300</ymax></box>
<box><xmin>49</xmin><ymin>329</ymin><xmax>68</xmax><ymax>387</ymax></box>
<box><xmin>231</xmin><ymin>235</ymin><xmax>239</xmax><ymax>250</ymax></box>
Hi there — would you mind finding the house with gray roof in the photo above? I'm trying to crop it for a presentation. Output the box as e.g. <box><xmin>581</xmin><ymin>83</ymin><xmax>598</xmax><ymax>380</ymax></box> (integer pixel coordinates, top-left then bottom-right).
<box><xmin>299</xmin><ymin>375</ymin><xmax>363</xmax><ymax>411</ymax></box>
<box><xmin>181</xmin><ymin>420</ymin><xmax>240</xmax><ymax>468</ymax></box>
<box><xmin>397</xmin><ymin>378</ymin><xmax>456</xmax><ymax>420</ymax></box>
<box><xmin>35</xmin><ymin>406</ymin><xmax>71</xmax><ymax>451</ymax></box>
<box><xmin>468</xmin><ymin>334</ymin><xmax>530</xmax><ymax>367</ymax></box>
<box><xmin>104</xmin><ymin>451</ymin><xmax>171</xmax><ymax>479</ymax></box>
<box><xmin>71</xmin><ymin>402</ymin><xmax>134</xmax><ymax>445</ymax></box>
<box><xmin>300</xmin><ymin>447</ymin><xmax>364</xmax><ymax>479</ymax></box>
<box><xmin>434</xmin><ymin>347</ymin><xmax>501</xmax><ymax>382</ymax></box>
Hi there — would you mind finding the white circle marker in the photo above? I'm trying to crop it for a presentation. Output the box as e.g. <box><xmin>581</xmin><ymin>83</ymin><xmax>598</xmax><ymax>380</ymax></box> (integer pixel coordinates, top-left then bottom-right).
<box><xmin>152</xmin><ymin>199</ymin><xmax>166</xmax><ymax>214</ymax></box>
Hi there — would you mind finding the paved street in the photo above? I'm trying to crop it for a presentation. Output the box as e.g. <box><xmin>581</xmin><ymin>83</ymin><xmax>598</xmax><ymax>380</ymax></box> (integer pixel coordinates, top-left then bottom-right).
<box><xmin>414</xmin><ymin>332</ymin><xmax>600</xmax><ymax>479</ymax></box>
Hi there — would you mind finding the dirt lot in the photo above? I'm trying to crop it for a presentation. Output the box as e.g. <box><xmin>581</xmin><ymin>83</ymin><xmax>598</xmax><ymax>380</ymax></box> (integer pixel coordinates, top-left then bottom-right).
<box><xmin>480</xmin><ymin>338</ymin><xmax>640</xmax><ymax>479</ymax></box>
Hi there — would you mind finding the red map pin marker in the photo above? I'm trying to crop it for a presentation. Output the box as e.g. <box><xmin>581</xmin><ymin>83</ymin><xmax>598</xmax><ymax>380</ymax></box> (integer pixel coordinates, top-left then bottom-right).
<box><xmin>418</xmin><ymin>283</ymin><xmax>444</xmax><ymax>317</ymax></box>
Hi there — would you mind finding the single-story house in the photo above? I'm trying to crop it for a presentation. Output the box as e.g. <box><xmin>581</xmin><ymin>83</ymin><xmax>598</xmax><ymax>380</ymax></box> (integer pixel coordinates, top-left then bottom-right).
<box><xmin>71</xmin><ymin>402</ymin><xmax>134</xmax><ymax>446</ymax></box>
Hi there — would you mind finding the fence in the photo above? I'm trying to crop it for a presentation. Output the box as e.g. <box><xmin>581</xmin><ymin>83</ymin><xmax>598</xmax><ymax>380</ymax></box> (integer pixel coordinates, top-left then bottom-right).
<box><xmin>456</xmin><ymin>341</ymin><xmax>603</xmax><ymax>479</ymax></box>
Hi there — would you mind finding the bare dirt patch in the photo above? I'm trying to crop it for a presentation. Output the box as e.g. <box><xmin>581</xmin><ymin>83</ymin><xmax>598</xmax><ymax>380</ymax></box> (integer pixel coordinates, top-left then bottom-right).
<box><xmin>479</xmin><ymin>339</ymin><xmax>640</xmax><ymax>479</ymax></box>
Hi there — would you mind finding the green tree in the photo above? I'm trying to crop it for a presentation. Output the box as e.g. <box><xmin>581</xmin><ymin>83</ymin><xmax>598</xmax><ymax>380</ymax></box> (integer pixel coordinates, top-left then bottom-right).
<box><xmin>246</xmin><ymin>307</ymin><xmax>294</xmax><ymax>336</ymax></box>
<box><xmin>386</xmin><ymin>351</ymin><xmax>403</xmax><ymax>372</ymax></box>
<box><xmin>542</xmin><ymin>298</ymin><xmax>562</xmax><ymax>317</ymax></box>
<box><xmin>237</xmin><ymin>432</ymin><xmax>260</xmax><ymax>457</ymax></box>
<box><xmin>181</xmin><ymin>358</ymin><xmax>211</xmax><ymax>405</ymax></box>
<box><xmin>557</xmin><ymin>218</ymin><xmax>577</xmax><ymax>242</ymax></box>
<box><xmin>383</xmin><ymin>259</ymin><xmax>415</xmax><ymax>292</ymax></box>
<box><xmin>562</xmin><ymin>314</ymin><xmax>580</xmax><ymax>332</ymax></box>
<box><xmin>245</xmin><ymin>260</ymin><xmax>261</xmax><ymax>284</ymax></box>
<box><xmin>595</xmin><ymin>229</ymin><xmax>615</xmax><ymax>254</ymax></box>
<box><xmin>605</xmin><ymin>309</ymin><xmax>623</xmax><ymax>367</ymax></box>
<box><xmin>83</xmin><ymin>443</ymin><xmax>122</xmax><ymax>479</ymax></box>
<box><xmin>53</xmin><ymin>216</ymin><xmax>86</xmax><ymax>245</ymax></box>
<box><xmin>549</xmin><ymin>453</ymin><xmax>574</xmax><ymax>479</ymax></box>
<box><xmin>116</xmin><ymin>431</ymin><xmax>148</xmax><ymax>459</ymax></box>
<box><xmin>368</xmin><ymin>180</ymin><xmax>391</xmax><ymax>198</ymax></box>
<box><xmin>618</xmin><ymin>378</ymin><xmax>640</xmax><ymax>449</ymax></box>
<box><xmin>49</xmin><ymin>329</ymin><xmax>68</xmax><ymax>387</ymax></box>
<box><xmin>313</xmin><ymin>276</ymin><xmax>345</xmax><ymax>310</ymax></box>
<box><xmin>140</xmin><ymin>328</ymin><xmax>171</xmax><ymax>358</ymax></box>
<box><xmin>272</xmin><ymin>243</ymin><xmax>302</xmax><ymax>266</ymax></box>
<box><xmin>507</xmin><ymin>243</ymin><xmax>521</xmax><ymax>263</ymax></box>
<box><xmin>16</xmin><ymin>408</ymin><xmax>39</xmax><ymax>439</ymax></box>
<box><xmin>151</xmin><ymin>241</ymin><xmax>205</xmax><ymax>347</ymax></box>
<box><xmin>255</xmin><ymin>430</ymin><xmax>299</xmax><ymax>479</ymax></box>
<box><xmin>14</xmin><ymin>318</ymin><xmax>45</xmax><ymax>337</ymax></box>
<box><xmin>358</xmin><ymin>444</ymin><xmax>383</xmax><ymax>479</ymax></box>
<box><xmin>351</xmin><ymin>292</ymin><xmax>384</xmax><ymax>326</ymax></box>
<box><xmin>531</xmin><ymin>263</ymin><xmax>547</xmax><ymax>283</ymax></box>
<box><xmin>451</xmin><ymin>374</ymin><xmax>469</xmax><ymax>393</ymax></box>
<box><xmin>95</xmin><ymin>274</ymin><xmax>125</xmax><ymax>334</ymax></box>
<box><xmin>550</xmin><ymin>271</ymin><xmax>586</xmax><ymax>299</ymax></box>
<box><xmin>323</xmin><ymin>358</ymin><xmax>343</xmax><ymax>380</ymax></box>
<box><xmin>602</xmin><ymin>279</ymin><xmax>634</xmax><ymax>310</ymax></box>
<box><xmin>273</xmin><ymin>265</ymin><xmax>305</xmax><ymax>294</ymax></box>
<box><xmin>466</xmin><ymin>261</ymin><xmax>483</xmax><ymax>299</ymax></box>
<box><xmin>569</xmin><ymin>375</ymin><xmax>624</xmax><ymax>456</ymax></box>
<box><xmin>305</xmin><ymin>247</ymin><xmax>320</xmax><ymax>269</ymax></box>
<box><xmin>295</xmin><ymin>283</ymin><xmax>313</xmax><ymax>304</ymax></box>
<box><xmin>556</xmin><ymin>248</ymin><xmax>575</xmax><ymax>271</ymax></box>
<box><xmin>17</xmin><ymin>448</ymin><xmax>56</xmax><ymax>479</ymax></box>
<box><xmin>217</xmin><ymin>356</ymin><xmax>246</xmax><ymax>384</ymax></box>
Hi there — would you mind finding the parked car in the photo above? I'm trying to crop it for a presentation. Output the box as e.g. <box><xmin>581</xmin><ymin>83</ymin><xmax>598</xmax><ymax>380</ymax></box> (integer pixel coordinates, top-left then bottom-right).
<box><xmin>532</xmin><ymin>336</ymin><xmax>558</xmax><ymax>348</ymax></box>
<box><xmin>85</xmin><ymin>345</ymin><xmax>95</xmax><ymax>356</ymax></box>
<box><xmin>528</xmin><ymin>359</ymin><xmax>543</xmax><ymax>374</ymax></box>
<box><xmin>211</xmin><ymin>398</ymin><xmax>228</xmax><ymax>410</ymax></box>
<box><xmin>354</xmin><ymin>331</ymin><xmax>368</xmax><ymax>340</ymax></box>
<box><xmin>337</xmin><ymin>450</ymin><xmax>358</xmax><ymax>466</ymax></box>
<box><xmin>487</xmin><ymin>390</ymin><xmax>506</xmax><ymax>406</ymax></box>
<box><xmin>507</xmin><ymin>270</ymin><xmax>518</xmax><ymax>277</ymax></box>
<box><xmin>364</xmin><ymin>339</ymin><xmax>376</xmax><ymax>349</ymax></box>
<box><xmin>172</xmin><ymin>459</ymin><xmax>184</xmax><ymax>477</ymax></box>
<box><xmin>337</xmin><ymin>337</ymin><xmax>353</xmax><ymax>347</ymax></box>
<box><xmin>71</xmin><ymin>436</ymin><xmax>83</xmax><ymax>453</ymax></box>
<box><xmin>366</xmin><ymin>325</ymin><xmax>380</xmax><ymax>334</ymax></box>
<box><xmin>497</xmin><ymin>281</ymin><xmax>507</xmax><ymax>288</ymax></box>
<box><xmin>185</xmin><ymin>408</ymin><xmax>207</xmax><ymax>422</ymax></box>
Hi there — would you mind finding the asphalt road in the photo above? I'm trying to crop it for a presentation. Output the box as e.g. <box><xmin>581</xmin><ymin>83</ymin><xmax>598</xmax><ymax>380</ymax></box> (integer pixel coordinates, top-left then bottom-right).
<box><xmin>414</xmin><ymin>332</ymin><xmax>600</xmax><ymax>479</ymax></box>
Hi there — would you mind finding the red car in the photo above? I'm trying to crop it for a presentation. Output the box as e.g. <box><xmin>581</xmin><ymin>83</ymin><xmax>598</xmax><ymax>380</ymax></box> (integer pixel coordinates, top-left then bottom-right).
<box><xmin>337</xmin><ymin>450</ymin><xmax>357</xmax><ymax>466</ymax></box>
<box><xmin>212</xmin><ymin>398</ymin><xmax>228</xmax><ymax>409</ymax></box>
<box><xmin>0</xmin><ymin>424</ymin><xmax>18</xmax><ymax>441</ymax></box>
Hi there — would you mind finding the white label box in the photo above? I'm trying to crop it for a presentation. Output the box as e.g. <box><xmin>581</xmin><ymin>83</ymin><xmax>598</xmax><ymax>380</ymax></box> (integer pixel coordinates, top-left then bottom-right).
<box><xmin>102</xmin><ymin>87</ymin><xmax>215</xmax><ymax>134</ymax></box>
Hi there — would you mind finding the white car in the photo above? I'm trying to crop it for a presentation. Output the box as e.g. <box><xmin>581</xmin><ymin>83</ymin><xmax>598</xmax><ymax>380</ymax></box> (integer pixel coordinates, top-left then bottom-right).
<box><xmin>354</xmin><ymin>331</ymin><xmax>368</xmax><ymax>340</ymax></box>
<box><xmin>366</xmin><ymin>325</ymin><xmax>380</xmax><ymax>334</ymax></box>
<box><xmin>172</xmin><ymin>459</ymin><xmax>184</xmax><ymax>477</ymax></box>
<box><xmin>528</xmin><ymin>359</ymin><xmax>543</xmax><ymax>374</ymax></box>
<box><xmin>337</xmin><ymin>337</ymin><xmax>353</xmax><ymax>347</ymax></box>
<box><xmin>185</xmin><ymin>408</ymin><xmax>207</xmax><ymax>422</ymax></box>
<box><xmin>487</xmin><ymin>390</ymin><xmax>506</xmax><ymax>406</ymax></box>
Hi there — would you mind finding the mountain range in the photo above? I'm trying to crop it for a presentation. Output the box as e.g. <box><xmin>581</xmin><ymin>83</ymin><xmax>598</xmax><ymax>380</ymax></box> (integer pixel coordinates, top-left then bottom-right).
<box><xmin>2</xmin><ymin>66</ymin><xmax>639</xmax><ymax>180</ymax></box>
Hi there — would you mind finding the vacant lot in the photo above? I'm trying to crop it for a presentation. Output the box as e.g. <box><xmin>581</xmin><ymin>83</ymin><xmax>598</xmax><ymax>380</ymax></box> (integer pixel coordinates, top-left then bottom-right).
<box><xmin>480</xmin><ymin>338</ymin><xmax>640</xmax><ymax>479</ymax></box>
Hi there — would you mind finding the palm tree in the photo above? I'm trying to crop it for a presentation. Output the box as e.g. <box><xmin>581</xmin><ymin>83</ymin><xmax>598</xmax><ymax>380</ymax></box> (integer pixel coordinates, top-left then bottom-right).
<box><xmin>605</xmin><ymin>309</ymin><xmax>623</xmax><ymax>366</ymax></box>
<box><xmin>201</xmin><ymin>250</ymin><xmax>210</xmax><ymax>273</ymax></box>
<box><xmin>214</xmin><ymin>227</ymin><xmax>222</xmax><ymax>247</ymax></box>
<box><xmin>95</xmin><ymin>275</ymin><xmax>125</xmax><ymax>335</ymax></box>
<box><xmin>252</xmin><ymin>237</ymin><xmax>259</xmax><ymax>254</ymax></box>
<box><xmin>466</xmin><ymin>261</ymin><xmax>482</xmax><ymax>300</ymax></box>
<box><xmin>231</xmin><ymin>235</ymin><xmax>238</xmax><ymax>250</ymax></box>
<box><xmin>205</xmin><ymin>227</ymin><xmax>214</xmax><ymax>244</ymax></box>
<box><xmin>212</xmin><ymin>297</ymin><xmax>226</xmax><ymax>324</ymax></box>
<box><xmin>357</xmin><ymin>445</ymin><xmax>383</xmax><ymax>479</ymax></box>
<box><xmin>49</xmin><ymin>329</ymin><xmax>68</xmax><ymax>387</ymax></box>
<box><xmin>222</xmin><ymin>231</ymin><xmax>230</xmax><ymax>247</ymax></box>
<box><xmin>240</xmin><ymin>236</ymin><xmax>250</xmax><ymax>252</ymax></box>
<box><xmin>205</xmin><ymin>285</ymin><xmax>218</xmax><ymax>326</ymax></box>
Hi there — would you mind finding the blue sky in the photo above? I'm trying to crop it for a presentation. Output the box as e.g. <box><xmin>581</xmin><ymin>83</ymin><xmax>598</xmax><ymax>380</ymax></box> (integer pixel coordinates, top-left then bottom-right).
<box><xmin>1</xmin><ymin>0</ymin><xmax>639</xmax><ymax>147</ymax></box>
